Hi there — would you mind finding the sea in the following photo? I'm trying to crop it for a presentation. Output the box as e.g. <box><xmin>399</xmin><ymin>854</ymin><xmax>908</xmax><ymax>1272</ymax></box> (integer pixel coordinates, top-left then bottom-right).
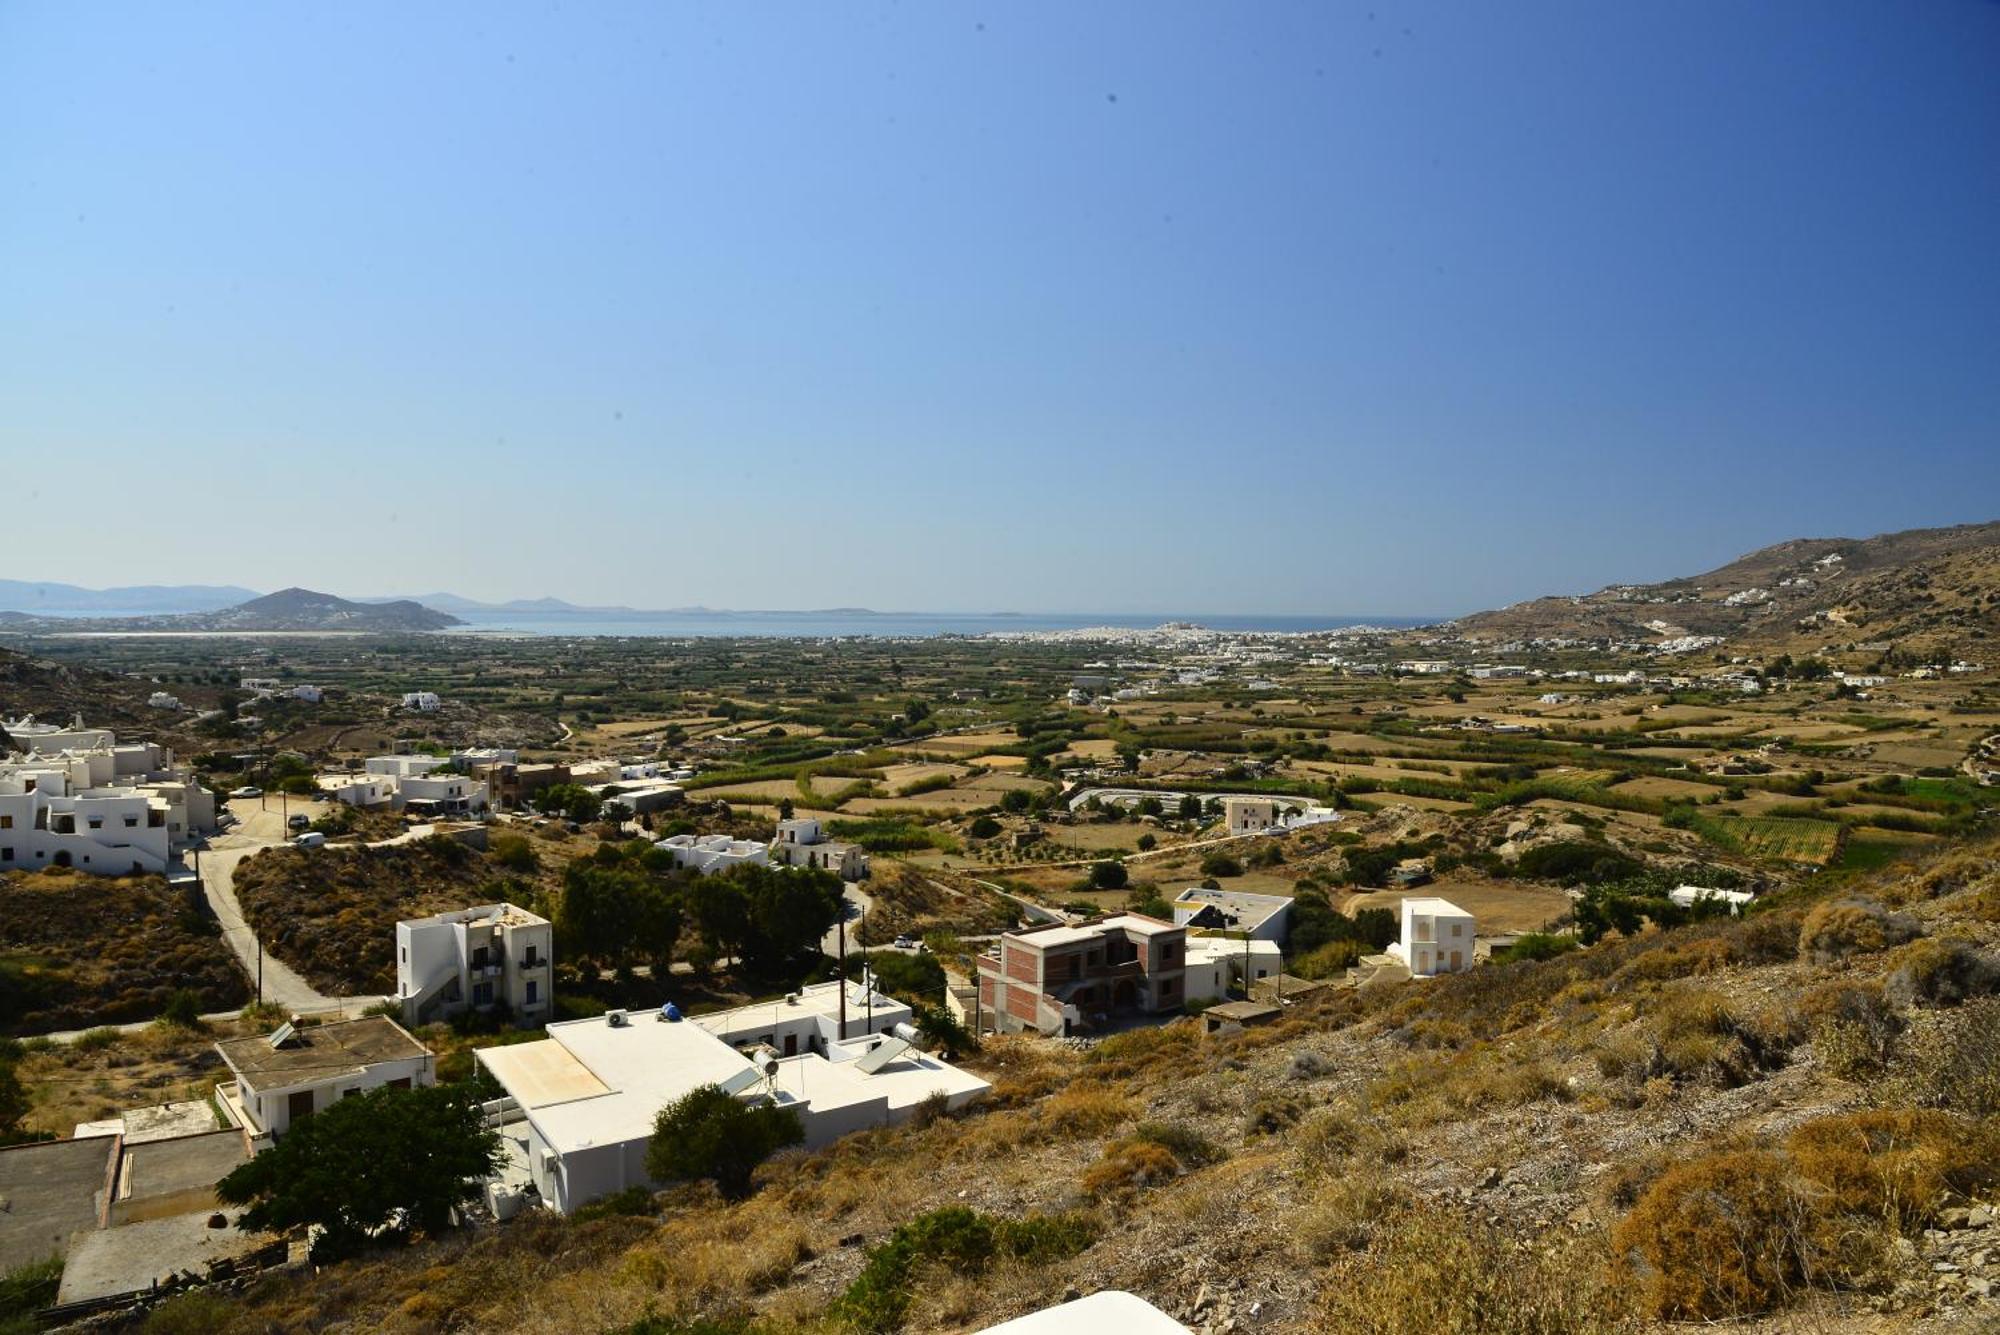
<box><xmin>441</xmin><ymin>610</ymin><xmax>1434</xmax><ymax>638</ymax></box>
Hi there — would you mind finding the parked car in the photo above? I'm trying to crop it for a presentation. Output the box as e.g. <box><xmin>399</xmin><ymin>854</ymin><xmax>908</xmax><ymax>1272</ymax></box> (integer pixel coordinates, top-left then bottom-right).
<box><xmin>292</xmin><ymin>831</ymin><xmax>326</xmax><ymax>848</ymax></box>
<box><xmin>287</xmin><ymin>813</ymin><xmax>311</xmax><ymax>831</ymax></box>
<box><xmin>230</xmin><ymin>786</ymin><xmax>262</xmax><ymax>799</ymax></box>
<box><xmin>893</xmin><ymin>936</ymin><xmax>918</xmax><ymax>950</ymax></box>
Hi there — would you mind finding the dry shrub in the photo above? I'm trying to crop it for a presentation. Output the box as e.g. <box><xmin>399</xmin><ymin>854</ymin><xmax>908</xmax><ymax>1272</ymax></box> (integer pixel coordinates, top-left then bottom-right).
<box><xmin>1884</xmin><ymin>937</ymin><xmax>2000</xmax><ymax>1009</ymax></box>
<box><xmin>1367</xmin><ymin>1048</ymin><xmax>1569</xmax><ymax>1129</ymax></box>
<box><xmin>1801</xmin><ymin>981</ymin><xmax>1902</xmax><ymax>1079</ymax></box>
<box><xmin>1242</xmin><ymin>1089</ymin><xmax>1307</xmax><ymax>1138</ymax></box>
<box><xmin>1798</xmin><ymin>898</ymin><xmax>1920</xmax><ymax>964</ymax></box>
<box><xmin>1613</xmin><ymin>1149</ymin><xmax>1841</xmax><ymax>1320</ymax></box>
<box><xmin>1079</xmin><ymin>1138</ymin><xmax>1180</xmax><ymax>1199</ymax></box>
<box><xmin>1894</xmin><ymin>996</ymin><xmax>2000</xmax><ymax>1116</ymax></box>
<box><xmin>1319</xmin><ymin>1202</ymin><xmax>1631</xmax><ymax>1333</ymax></box>
<box><xmin>1615</xmin><ymin>1107</ymin><xmax>2000</xmax><ymax>1320</ymax></box>
<box><xmin>1294</xmin><ymin>1104</ymin><xmax>1405</xmax><ymax>1167</ymax></box>
<box><xmin>1036</xmin><ymin>1083</ymin><xmax>1135</xmax><ymax>1139</ymax></box>
<box><xmin>1291</xmin><ymin>1174</ymin><xmax>1405</xmax><ymax>1261</ymax></box>
<box><xmin>1787</xmin><ymin>1108</ymin><xmax>2000</xmax><ymax>1231</ymax></box>
<box><xmin>1081</xmin><ymin>1020</ymin><xmax>1200</xmax><ymax>1080</ymax></box>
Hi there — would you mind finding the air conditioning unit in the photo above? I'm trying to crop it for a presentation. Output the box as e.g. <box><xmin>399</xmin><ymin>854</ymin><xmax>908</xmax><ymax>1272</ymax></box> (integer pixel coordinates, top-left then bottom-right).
<box><xmin>606</xmin><ymin>1009</ymin><xmax>629</xmax><ymax>1028</ymax></box>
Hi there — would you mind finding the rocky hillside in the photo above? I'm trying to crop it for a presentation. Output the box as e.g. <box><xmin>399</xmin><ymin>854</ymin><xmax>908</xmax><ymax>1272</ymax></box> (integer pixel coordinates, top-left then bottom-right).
<box><xmin>0</xmin><ymin>587</ymin><xmax>461</xmax><ymax>635</ymax></box>
<box><xmin>0</xmin><ymin>870</ymin><xmax>248</xmax><ymax>1034</ymax></box>
<box><xmin>155</xmin><ymin>832</ymin><xmax>2000</xmax><ymax>1334</ymax></box>
<box><xmin>1456</xmin><ymin>520</ymin><xmax>2000</xmax><ymax>657</ymax></box>
<box><xmin>0</xmin><ymin>644</ymin><xmax>226</xmax><ymax>750</ymax></box>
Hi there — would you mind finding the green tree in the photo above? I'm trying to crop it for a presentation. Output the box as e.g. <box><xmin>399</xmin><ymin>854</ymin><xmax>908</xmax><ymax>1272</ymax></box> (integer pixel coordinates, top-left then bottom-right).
<box><xmin>1200</xmin><ymin>852</ymin><xmax>1242</xmax><ymax>878</ymax></box>
<box><xmin>1177</xmin><ymin>794</ymin><xmax>1203</xmax><ymax>821</ymax></box>
<box><xmin>1089</xmin><ymin>861</ymin><xmax>1128</xmax><ymax>890</ymax></box>
<box><xmin>968</xmin><ymin>815</ymin><xmax>1001</xmax><ymax>839</ymax></box>
<box><xmin>646</xmin><ymin>1084</ymin><xmax>803</xmax><ymax>1199</ymax></box>
<box><xmin>735</xmin><ymin>865</ymin><xmax>844</xmax><ymax>976</ymax></box>
<box><xmin>216</xmin><ymin>1083</ymin><xmax>501</xmax><ymax>1258</ymax></box>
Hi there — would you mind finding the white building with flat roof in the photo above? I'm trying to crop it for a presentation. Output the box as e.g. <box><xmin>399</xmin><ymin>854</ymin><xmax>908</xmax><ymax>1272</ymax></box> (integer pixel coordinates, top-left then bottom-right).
<box><xmin>475</xmin><ymin>979</ymin><xmax>988</xmax><ymax>1214</ymax></box>
<box><xmin>214</xmin><ymin>1017</ymin><xmax>435</xmax><ymax>1152</ymax></box>
<box><xmin>1172</xmin><ymin>886</ymin><xmax>1294</xmax><ymax>945</ymax></box>
<box><xmin>1386</xmin><ymin>897</ymin><xmax>1475</xmax><ymax>977</ymax></box>
<box><xmin>397</xmin><ymin>902</ymin><xmax>552</xmax><ymax>1027</ymax></box>
<box><xmin>401</xmin><ymin>692</ymin><xmax>443</xmax><ymax>712</ymax></box>
<box><xmin>772</xmin><ymin>817</ymin><xmax>869</xmax><ymax>880</ymax></box>
<box><xmin>654</xmin><ymin>833</ymin><xmax>768</xmax><ymax>875</ymax></box>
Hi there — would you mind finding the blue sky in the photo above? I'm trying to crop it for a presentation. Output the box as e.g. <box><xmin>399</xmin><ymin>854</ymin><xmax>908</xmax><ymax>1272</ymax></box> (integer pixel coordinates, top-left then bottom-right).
<box><xmin>4</xmin><ymin>2</ymin><xmax>1996</xmax><ymax>616</ymax></box>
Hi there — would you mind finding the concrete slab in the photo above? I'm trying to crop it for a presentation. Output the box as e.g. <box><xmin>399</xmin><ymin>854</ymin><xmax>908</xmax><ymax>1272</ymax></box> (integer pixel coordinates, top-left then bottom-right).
<box><xmin>111</xmin><ymin>1130</ymin><xmax>247</xmax><ymax>1227</ymax></box>
<box><xmin>55</xmin><ymin>1209</ymin><xmax>261</xmax><ymax>1305</ymax></box>
<box><xmin>0</xmin><ymin>1137</ymin><xmax>113</xmax><ymax>1271</ymax></box>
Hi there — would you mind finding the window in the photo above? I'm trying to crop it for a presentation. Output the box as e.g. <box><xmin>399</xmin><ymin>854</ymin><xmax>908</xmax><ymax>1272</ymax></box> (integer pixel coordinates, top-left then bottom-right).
<box><xmin>0</xmin><ymin>848</ymin><xmax>10</xmax><ymax>862</ymax></box>
<box><xmin>525</xmin><ymin>980</ymin><xmax>538</xmax><ymax>1004</ymax></box>
<box><xmin>87</xmin><ymin>818</ymin><xmax>102</xmax><ymax>829</ymax></box>
<box><xmin>124</xmin><ymin>816</ymin><xmax>138</xmax><ymax>827</ymax></box>
<box><xmin>472</xmin><ymin>982</ymin><xmax>494</xmax><ymax>1007</ymax></box>
<box><xmin>0</xmin><ymin>815</ymin><xmax>12</xmax><ymax>829</ymax></box>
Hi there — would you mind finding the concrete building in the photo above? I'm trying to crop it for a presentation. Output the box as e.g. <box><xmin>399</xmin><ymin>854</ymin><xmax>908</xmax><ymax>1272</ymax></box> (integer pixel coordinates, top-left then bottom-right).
<box><xmin>1171</xmin><ymin>886</ymin><xmax>1294</xmax><ymax>945</ymax></box>
<box><xmin>472</xmin><ymin>760</ymin><xmax>570</xmax><ymax>810</ymax></box>
<box><xmin>318</xmin><ymin>772</ymin><xmax>396</xmax><ymax>807</ymax></box>
<box><xmin>0</xmin><ymin>721</ymin><xmax>215</xmax><ymax>874</ymax></box>
<box><xmin>1668</xmin><ymin>885</ymin><xmax>1757</xmax><ymax>915</ymax></box>
<box><xmin>0</xmin><ymin>774</ymin><xmax>173</xmax><ymax>875</ymax></box>
<box><xmin>397</xmin><ymin>902</ymin><xmax>554</xmax><ymax>1027</ymax></box>
<box><xmin>475</xmin><ymin>980</ymin><xmax>989</xmax><ymax>1214</ymax></box>
<box><xmin>975</xmin><ymin>915</ymin><xmax>1188</xmax><ymax>1036</ymax></box>
<box><xmin>1221</xmin><ymin>797</ymin><xmax>1277</xmax><ymax>835</ymax></box>
<box><xmin>1386</xmin><ymin>897</ymin><xmax>1475</xmax><ymax>977</ymax></box>
<box><xmin>401</xmin><ymin>691</ymin><xmax>443</xmax><ymax>712</ymax></box>
<box><xmin>772</xmin><ymin>817</ymin><xmax>869</xmax><ymax>880</ymax></box>
<box><xmin>1181</xmin><ymin>936</ymin><xmax>1284</xmax><ymax>1005</ymax></box>
<box><xmin>655</xmin><ymin>833</ymin><xmax>769</xmax><ymax>874</ymax></box>
<box><xmin>364</xmin><ymin>754</ymin><xmax>450</xmax><ymax>779</ymax></box>
<box><xmin>397</xmin><ymin>771</ymin><xmax>488</xmax><ymax>816</ymax></box>
<box><xmin>214</xmin><ymin>1018</ymin><xmax>435</xmax><ymax>1151</ymax></box>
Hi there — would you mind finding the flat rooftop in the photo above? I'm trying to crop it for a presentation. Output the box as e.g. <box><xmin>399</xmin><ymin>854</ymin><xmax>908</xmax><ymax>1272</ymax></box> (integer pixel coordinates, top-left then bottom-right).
<box><xmin>1400</xmin><ymin>897</ymin><xmax>1472</xmax><ymax>917</ymax></box>
<box><xmin>480</xmin><ymin>1014</ymin><xmax>752</xmax><ymax>1154</ymax></box>
<box><xmin>0</xmin><ymin>1137</ymin><xmax>113</xmax><ymax>1271</ymax></box>
<box><xmin>979</xmin><ymin>1292</ymin><xmax>1192</xmax><ymax>1334</ymax></box>
<box><xmin>693</xmin><ymin>980</ymin><xmax>901</xmax><ymax>1040</ymax></box>
<box><xmin>770</xmin><ymin>1042</ymin><xmax>989</xmax><ymax>1115</ymax></box>
<box><xmin>217</xmin><ymin>1017</ymin><xmax>430</xmax><ymax>1086</ymax></box>
<box><xmin>403</xmin><ymin>902</ymin><xmax>548</xmax><ymax>930</ymax></box>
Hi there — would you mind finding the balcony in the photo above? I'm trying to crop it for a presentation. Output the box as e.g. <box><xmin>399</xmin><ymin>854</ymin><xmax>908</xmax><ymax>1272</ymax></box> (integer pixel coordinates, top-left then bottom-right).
<box><xmin>518</xmin><ymin>956</ymin><xmax>546</xmax><ymax>971</ymax></box>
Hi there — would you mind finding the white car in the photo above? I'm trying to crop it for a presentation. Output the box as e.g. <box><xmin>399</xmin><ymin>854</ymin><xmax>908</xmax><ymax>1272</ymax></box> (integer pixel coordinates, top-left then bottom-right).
<box><xmin>230</xmin><ymin>786</ymin><xmax>262</xmax><ymax>799</ymax></box>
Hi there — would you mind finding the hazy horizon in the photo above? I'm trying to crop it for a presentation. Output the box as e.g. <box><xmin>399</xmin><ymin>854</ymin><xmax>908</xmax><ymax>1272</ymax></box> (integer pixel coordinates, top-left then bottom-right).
<box><xmin>6</xmin><ymin>2</ymin><xmax>1997</xmax><ymax>614</ymax></box>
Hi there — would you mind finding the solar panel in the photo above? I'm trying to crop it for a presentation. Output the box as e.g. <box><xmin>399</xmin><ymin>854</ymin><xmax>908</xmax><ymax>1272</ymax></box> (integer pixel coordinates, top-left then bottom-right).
<box><xmin>267</xmin><ymin>1021</ymin><xmax>296</xmax><ymax>1050</ymax></box>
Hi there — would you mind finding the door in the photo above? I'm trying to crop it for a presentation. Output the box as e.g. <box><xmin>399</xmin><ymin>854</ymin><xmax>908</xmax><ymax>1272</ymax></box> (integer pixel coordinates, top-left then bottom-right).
<box><xmin>288</xmin><ymin>1089</ymin><xmax>315</xmax><ymax>1123</ymax></box>
<box><xmin>1449</xmin><ymin>950</ymin><xmax>1463</xmax><ymax>971</ymax></box>
<box><xmin>784</xmin><ymin>1033</ymin><xmax>797</xmax><ymax>1056</ymax></box>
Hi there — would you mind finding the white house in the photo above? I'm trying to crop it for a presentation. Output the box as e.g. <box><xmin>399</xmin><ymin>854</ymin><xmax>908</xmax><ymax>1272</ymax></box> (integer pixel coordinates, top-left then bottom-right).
<box><xmin>397</xmin><ymin>903</ymin><xmax>553</xmax><ymax>1027</ymax></box>
<box><xmin>318</xmin><ymin>773</ymin><xmax>397</xmax><ymax>807</ymax></box>
<box><xmin>978</xmin><ymin>1292</ymin><xmax>1192</xmax><ymax>1335</ymax></box>
<box><xmin>771</xmin><ymin>817</ymin><xmax>869</xmax><ymax>880</ymax></box>
<box><xmin>1386</xmin><ymin>897</ymin><xmax>1475</xmax><ymax>977</ymax></box>
<box><xmin>0</xmin><ymin>771</ymin><xmax>174</xmax><ymax>876</ymax></box>
<box><xmin>654</xmin><ymin>833</ymin><xmax>769</xmax><ymax>875</ymax></box>
<box><xmin>214</xmin><ymin>1017</ymin><xmax>435</xmax><ymax>1151</ymax></box>
<box><xmin>475</xmin><ymin>980</ymin><xmax>989</xmax><ymax>1214</ymax></box>
<box><xmin>146</xmin><ymin>692</ymin><xmax>183</xmax><ymax>711</ymax></box>
<box><xmin>1172</xmin><ymin>886</ymin><xmax>1294</xmax><ymax>945</ymax></box>
<box><xmin>1668</xmin><ymin>885</ymin><xmax>1757</xmax><ymax>915</ymax></box>
<box><xmin>1181</xmin><ymin>937</ymin><xmax>1285</xmax><ymax>1005</ymax></box>
<box><xmin>365</xmin><ymin>754</ymin><xmax>449</xmax><ymax>779</ymax></box>
<box><xmin>291</xmin><ymin>684</ymin><xmax>324</xmax><ymax>704</ymax></box>
<box><xmin>397</xmin><ymin>771</ymin><xmax>488</xmax><ymax>816</ymax></box>
<box><xmin>401</xmin><ymin>692</ymin><xmax>443</xmax><ymax>712</ymax></box>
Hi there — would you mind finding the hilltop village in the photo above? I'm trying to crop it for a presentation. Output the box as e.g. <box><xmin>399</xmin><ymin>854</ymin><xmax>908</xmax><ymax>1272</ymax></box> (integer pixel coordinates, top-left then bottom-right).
<box><xmin>1</xmin><ymin>526</ymin><xmax>1999</xmax><ymax>1333</ymax></box>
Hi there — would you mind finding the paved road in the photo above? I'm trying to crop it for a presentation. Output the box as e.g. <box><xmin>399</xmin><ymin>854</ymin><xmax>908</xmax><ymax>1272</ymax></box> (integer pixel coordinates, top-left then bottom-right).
<box><xmin>821</xmin><ymin>882</ymin><xmax>875</xmax><ymax>957</ymax></box>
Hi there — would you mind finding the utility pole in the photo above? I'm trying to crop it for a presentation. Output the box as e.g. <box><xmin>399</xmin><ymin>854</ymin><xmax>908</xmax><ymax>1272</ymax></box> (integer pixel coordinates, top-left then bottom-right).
<box><xmin>837</xmin><ymin>910</ymin><xmax>847</xmax><ymax>1041</ymax></box>
<box><xmin>257</xmin><ymin>940</ymin><xmax>264</xmax><ymax>1007</ymax></box>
